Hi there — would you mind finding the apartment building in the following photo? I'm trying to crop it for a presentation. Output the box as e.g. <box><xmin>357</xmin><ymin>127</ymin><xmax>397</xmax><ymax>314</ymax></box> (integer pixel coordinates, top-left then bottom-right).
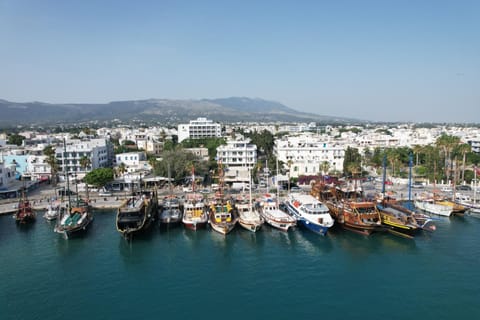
<box><xmin>216</xmin><ymin>138</ymin><xmax>257</xmax><ymax>183</ymax></box>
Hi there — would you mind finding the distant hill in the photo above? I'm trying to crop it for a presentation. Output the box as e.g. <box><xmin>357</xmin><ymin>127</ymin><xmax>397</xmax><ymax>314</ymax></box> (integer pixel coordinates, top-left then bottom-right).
<box><xmin>0</xmin><ymin>97</ymin><xmax>356</xmax><ymax>126</ymax></box>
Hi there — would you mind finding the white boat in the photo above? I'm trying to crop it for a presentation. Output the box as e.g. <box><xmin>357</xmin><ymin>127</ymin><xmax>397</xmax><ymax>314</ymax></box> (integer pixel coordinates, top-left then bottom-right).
<box><xmin>236</xmin><ymin>198</ymin><xmax>264</xmax><ymax>232</ymax></box>
<box><xmin>182</xmin><ymin>193</ymin><xmax>208</xmax><ymax>231</ymax></box>
<box><xmin>259</xmin><ymin>194</ymin><xmax>296</xmax><ymax>231</ymax></box>
<box><xmin>414</xmin><ymin>199</ymin><xmax>452</xmax><ymax>217</ymax></box>
<box><xmin>43</xmin><ymin>201</ymin><xmax>61</xmax><ymax>221</ymax></box>
<box><xmin>285</xmin><ymin>193</ymin><xmax>334</xmax><ymax>235</ymax></box>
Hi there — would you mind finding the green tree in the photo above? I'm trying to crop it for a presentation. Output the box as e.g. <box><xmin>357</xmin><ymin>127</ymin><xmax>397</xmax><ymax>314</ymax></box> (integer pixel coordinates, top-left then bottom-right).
<box><xmin>79</xmin><ymin>156</ymin><xmax>92</xmax><ymax>200</ymax></box>
<box><xmin>8</xmin><ymin>134</ymin><xmax>26</xmax><ymax>146</ymax></box>
<box><xmin>343</xmin><ymin>147</ymin><xmax>362</xmax><ymax>177</ymax></box>
<box><xmin>84</xmin><ymin>168</ymin><xmax>114</xmax><ymax>188</ymax></box>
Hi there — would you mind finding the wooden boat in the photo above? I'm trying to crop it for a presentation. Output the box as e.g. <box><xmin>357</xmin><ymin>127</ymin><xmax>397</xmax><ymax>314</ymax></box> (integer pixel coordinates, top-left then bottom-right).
<box><xmin>54</xmin><ymin>197</ymin><xmax>93</xmax><ymax>239</ymax></box>
<box><xmin>312</xmin><ymin>182</ymin><xmax>381</xmax><ymax>236</ymax></box>
<box><xmin>435</xmin><ymin>199</ymin><xmax>467</xmax><ymax>216</ymax></box>
<box><xmin>208</xmin><ymin>199</ymin><xmax>237</xmax><ymax>235</ymax></box>
<box><xmin>235</xmin><ymin>196</ymin><xmax>264</xmax><ymax>232</ymax></box>
<box><xmin>14</xmin><ymin>189</ymin><xmax>36</xmax><ymax>224</ymax></box>
<box><xmin>414</xmin><ymin>195</ymin><xmax>453</xmax><ymax>217</ymax></box>
<box><xmin>116</xmin><ymin>191</ymin><xmax>157</xmax><ymax>239</ymax></box>
<box><xmin>258</xmin><ymin>194</ymin><xmax>296</xmax><ymax>231</ymax></box>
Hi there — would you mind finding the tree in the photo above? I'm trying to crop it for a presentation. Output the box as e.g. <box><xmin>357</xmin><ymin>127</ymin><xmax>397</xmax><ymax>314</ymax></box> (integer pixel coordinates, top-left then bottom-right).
<box><xmin>116</xmin><ymin>162</ymin><xmax>127</xmax><ymax>178</ymax></box>
<box><xmin>454</xmin><ymin>143</ymin><xmax>471</xmax><ymax>182</ymax></box>
<box><xmin>319</xmin><ymin>161</ymin><xmax>330</xmax><ymax>175</ymax></box>
<box><xmin>8</xmin><ymin>134</ymin><xmax>26</xmax><ymax>146</ymax></box>
<box><xmin>436</xmin><ymin>134</ymin><xmax>461</xmax><ymax>181</ymax></box>
<box><xmin>343</xmin><ymin>147</ymin><xmax>362</xmax><ymax>177</ymax></box>
<box><xmin>79</xmin><ymin>156</ymin><xmax>92</xmax><ymax>200</ymax></box>
<box><xmin>84</xmin><ymin>168</ymin><xmax>114</xmax><ymax>188</ymax></box>
<box><xmin>43</xmin><ymin>145</ymin><xmax>59</xmax><ymax>186</ymax></box>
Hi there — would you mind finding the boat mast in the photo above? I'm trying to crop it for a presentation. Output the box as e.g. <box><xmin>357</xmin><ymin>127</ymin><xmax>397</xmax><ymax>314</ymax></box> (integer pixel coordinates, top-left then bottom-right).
<box><xmin>64</xmin><ymin>138</ymin><xmax>71</xmax><ymax>213</ymax></box>
<box><xmin>276</xmin><ymin>157</ymin><xmax>280</xmax><ymax>207</ymax></box>
<box><xmin>249</xmin><ymin>167</ymin><xmax>253</xmax><ymax>211</ymax></box>
<box><xmin>474</xmin><ymin>166</ymin><xmax>477</xmax><ymax>205</ymax></box>
<box><xmin>408</xmin><ymin>153</ymin><xmax>412</xmax><ymax>202</ymax></box>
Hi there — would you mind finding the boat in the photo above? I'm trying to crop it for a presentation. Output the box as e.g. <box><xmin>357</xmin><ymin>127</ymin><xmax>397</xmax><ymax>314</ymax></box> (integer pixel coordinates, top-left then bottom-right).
<box><xmin>181</xmin><ymin>165</ymin><xmax>208</xmax><ymax>231</ymax></box>
<box><xmin>158</xmin><ymin>196</ymin><xmax>183</xmax><ymax>226</ymax></box>
<box><xmin>235</xmin><ymin>196</ymin><xmax>264</xmax><ymax>232</ymax></box>
<box><xmin>235</xmin><ymin>169</ymin><xmax>264</xmax><ymax>232</ymax></box>
<box><xmin>414</xmin><ymin>195</ymin><xmax>453</xmax><ymax>217</ymax></box>
<box><xmin>207</xmin><ymin>161</ymin><xmax>237</xmax><ymax>235</ymax></box>
<box><xmin>54</xmin><ymin>139</ymin><xmax>93</xmax><ymax>239</ymax></box>
<box><xmin>182</xmin><ymin>193</ymin><xmax>208</xmax><ymax>231</ymax></box>
<box><xmin>435</xmin><ymin>199</ymin><xmax>467</xmax><ymax>216</ymax></box>
<box><xmin>208</xmin><ymin>199</ymin><xmax>237</xmax><ymax>235</ymax></box>
<box><xmin>158</xmin><ymin>163</ymin><xmax>183</xmax><ymax>227</ymax></box>
<box><xmin>116</xmin><ymin>190</ymin><xmax>158</xmax><ymax>240</ymax></box>
<box><xmin>312</xmin><ymin>182</ymin><xmax>382</xmax><ymax>236</ymax></box>
<box><xmin>13</xmin><ymin>188</ymin><xmax>36</xmax><ymax>224</ymax></box>
<box><xmin>285</xmin><ymin>193</ymin><xmax>334</xmax><ymax>236</ymax></box>
<box><xmin>43</xmin><ymin>200</ymin><xmax>61</xmax><ymax>221</ymax></box>
<box><xmin>259</xmin><ymin>193</ymin><xmax>296</xmax><ymax>231</ymax></box>
<box><xmin>259</xmin><ymin>159</ymin><xmax>296</xmax><ymax>231</ymax></box>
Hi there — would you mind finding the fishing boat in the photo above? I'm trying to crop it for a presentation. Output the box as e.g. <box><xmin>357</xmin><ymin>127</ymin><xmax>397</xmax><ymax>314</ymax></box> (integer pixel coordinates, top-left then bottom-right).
<box><xmin>13</xmin><ymin>188</ymin><xmax>36</xmax><ymax>224</ymax></box>
<box><xmin>259</xmin><ymin>193</ymin><xmax>296</xmax><ymax>231</ymax></box>
<box><xmin>236</xmin><ymin>169</ymin><xmax>264</xmax><ymax>232</ymax></box>
<box><xmin>43</xmin><ymin>200</ymin><xmax>61</xmax><ymax>221</ymax></box>
<box><xmin>415</xmin><ymin>195</ymin><xmax>453</xmax><ymax>217</ymax></box>
<box><xmin>158</xmin><ymin>163</ymin><xmax>183</xmax><ymax>227</ymax></box>
<box><xmin>208</xmin><ymin>161</ymin><xmax>237</xmax><ymax>235</ymax></box>
<box><xmin>116</xmin><ymin>191</ymin><xmax>157</xmax><ymax>240</ymax></box>
<box><xmin>158</xmin><ymin>196</ymin><xmax>183</xmax><ymax>226</ymax></box>
<box><xmin>181</xmin><ymin>165</ymin><xmax>208</xmax><ymax>231</ymax></box>
<box><xmin>182</xmin><ymin>193</ymin><xmax>208</xmax><ymax>231</ymax></box>
<box><xmin>285</xmin><ymin>193</ymin><xmax>334</xmax><ymax>236</ymax></box>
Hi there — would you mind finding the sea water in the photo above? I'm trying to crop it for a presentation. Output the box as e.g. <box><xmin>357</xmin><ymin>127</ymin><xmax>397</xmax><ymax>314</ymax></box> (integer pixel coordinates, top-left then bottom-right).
<box><xmin>1</xmin><ymin>210</ymin><xmax>479</xmax><ymax>320</ymax></box>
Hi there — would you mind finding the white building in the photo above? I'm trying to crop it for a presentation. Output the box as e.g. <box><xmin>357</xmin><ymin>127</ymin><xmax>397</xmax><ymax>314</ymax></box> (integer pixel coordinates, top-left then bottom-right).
<box><xmin>115</xmin><ymin>152</ymin><xmax>148</xmax><ymax>173</ymax></box>
<box><xmin>216</xmin><ymin>138</ymin><xmax>257</xmax><ymax>183</ymax></box>
<box><xmin>185</xmin><ymin>147</ymin><xmax>209</xmax><ymax>162</ymax></box>
<box><xmin>275</xmin><ymin>135</ymin><xmax>345</xmax><ymax>178</ymax></box>
<box><xmin>177</xmin><ymin>117</ymin><xmax>222</xmax><ymax>143</ymax></box>
<box><xmin>0</xmin><ymin>160</ymin><xmax>16</xmax><ymax>191</ymax></box>
<box><xmin>55</xmin><ymin>138</ymin><xmax>113</xmax><ymax>176</ymax></box>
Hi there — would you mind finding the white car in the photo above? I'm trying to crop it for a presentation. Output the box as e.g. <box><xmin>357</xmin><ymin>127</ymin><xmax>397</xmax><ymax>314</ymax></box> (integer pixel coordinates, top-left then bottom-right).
<box><xmin>441</xmin><ymin>186</ymin><xmax>453</xmax><ymax>192</ymax></box>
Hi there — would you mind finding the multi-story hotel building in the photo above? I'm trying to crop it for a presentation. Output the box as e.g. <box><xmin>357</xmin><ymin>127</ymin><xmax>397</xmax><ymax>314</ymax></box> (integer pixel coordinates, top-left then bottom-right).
<box><xmin>216</xmin><ymin>138</ymin><xmax>257</xmax><ymax>183</ymax></box>
<box><xmin>177</xmin><ymin>117</ymin><xmax>222</xmax><ymax>143</ymax></box>
<box><xmin>275</xmin><ymin>134</ymin><xmax>345</xmax><ymax>178</ymax></box>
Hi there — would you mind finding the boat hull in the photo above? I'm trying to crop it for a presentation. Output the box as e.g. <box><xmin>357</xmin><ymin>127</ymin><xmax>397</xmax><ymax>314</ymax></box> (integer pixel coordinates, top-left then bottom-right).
<box><xmin>183</xmin><ymin>220</ymin><xmax>208</xmax><ymax>231</ymax></box>
<box><xmin>297</xmin><ymin>218</ymin><xmax>329</xmax><ymax>235</ymax></box>
<box><xmin>415</xmin><ymin>201</ymin><xmax>452</xmax><ymax>217</ymax></box>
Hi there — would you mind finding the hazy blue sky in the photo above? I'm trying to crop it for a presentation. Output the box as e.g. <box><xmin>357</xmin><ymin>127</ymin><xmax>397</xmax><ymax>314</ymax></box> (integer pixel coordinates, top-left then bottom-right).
<box><xmin>1</xmin><ymin>0</ymin><xmax>479</xmax><ymax>122</ymax></box>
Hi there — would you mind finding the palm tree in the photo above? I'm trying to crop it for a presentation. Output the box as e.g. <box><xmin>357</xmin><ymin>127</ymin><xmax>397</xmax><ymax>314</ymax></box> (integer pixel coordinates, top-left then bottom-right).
<box><xmin>116</xmin><ymin>162</ymin><xmax>127</xmax><ymax>178</ymax></box>
<box><xmin>79</xmin><ymin>156</ymin><xmax>92</xmax><ymax>201</ymax></box>
<box><xmin>319</xmin><ymin>161</ymin><xmax>330</xmax><ymax>176</ymax></box>
<box><xmin>43</xmin><ymin>145</ymin><xmax>59</xmax><ymax>186</ymax></box>
<box><xmin>436</xmin><ymin>134</ymin><xmax>461</xmax><ymax>181</ymax></box>
<box><xmin>454</xmin><ymin>143</ymin><xmax>471</xmax><ymax>182</ymax></box>
<box><xmin>412</xmin><ymin>145</ymin><xmax>424</xmax><ymax>166</ymax></box>
<box><xmin>287</xmin><ymin>159</ymin><xmax>293</xmax><ymax>192</ymax></box>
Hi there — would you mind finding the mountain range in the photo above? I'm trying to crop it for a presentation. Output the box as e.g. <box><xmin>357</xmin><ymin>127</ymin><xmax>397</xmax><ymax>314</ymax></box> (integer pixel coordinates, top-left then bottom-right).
<box><xmin>0</xmin><ymin>97</ymin><xmax>356</xmax><ymax>126</ymax></box>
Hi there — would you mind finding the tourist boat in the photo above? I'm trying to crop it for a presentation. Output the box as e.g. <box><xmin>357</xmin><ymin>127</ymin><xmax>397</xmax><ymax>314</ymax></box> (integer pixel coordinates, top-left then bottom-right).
<box><xmin>414</xmin><ymin>195</ymin><xmax>453</xmax><ymax>217</ymax></box>
<box><xmin>208</xmin><ymin>199</ymin><xmax>237</xmax><ymax>235</ymax></box>
<box><xmin>455</xmin><ymin>193</ymin><xmax>480</xmax><ymax>216</ymax></box>
<box><xmin>13</xmin><ymin>189</ymin><xmax>36</xmax><ymax>224</ymax></box>
<box><xmin>43</xmin><ymin>200</ymin><xmax>61</xmax><ymax>221</ymax></box>
<box><xmin>54</xmin><ymin>197</ymin><xmax>93</xmax><ymax>239</ymax></box>
<box><xmin>435</xmin><ymin>199</ymin><xmax>467</xmax><ymax>216</ymax></box>
<box><xmin>182</xmin><ymin>193</ymin><xmax>208</xmax><ymax>231</ymax></box>
<box><xmin>259</xmin><ymin>194</ymin><xmax>296</xmax><ymax>231</ymax></box>
<box><xmin>285</xmin><ymin>193</ymin><xmax>334</xmax><ymax>235</ymax></box>
<box><xmin>311</xmin><ymin>182</ymin><xmax>381</xmax><ymax>236</ymax></box>
<box><xmin>158</xmin><ymin>196</ymin><xmax>183</xmax><ymax>227</ymax></box>
<box><xmin>116</xmin><ymin>191</ymin><xmax>158</xmax><ymax>240</ymax></box>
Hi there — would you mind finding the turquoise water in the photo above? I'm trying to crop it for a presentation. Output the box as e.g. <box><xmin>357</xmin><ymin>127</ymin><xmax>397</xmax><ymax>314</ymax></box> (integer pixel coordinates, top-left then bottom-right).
<box><xmin>1</xmin><ymin>210</ymin><xmax>479</xmax><ymax>320</ymax></box>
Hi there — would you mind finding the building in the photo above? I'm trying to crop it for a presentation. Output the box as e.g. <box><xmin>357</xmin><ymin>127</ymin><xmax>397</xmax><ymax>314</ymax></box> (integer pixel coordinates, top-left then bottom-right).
<box><xmin>115</xmin><ymin>152</ymin><xmax>150</xmax><ymax>173</ymax></box>
<box><xmin>275</xmin><ymin>135</ymin><xmax>345</xmax><ymax>178</ymax></box>
<box><xmin>216</xmin><ymin>138</ymin><xmax>257</xmax><ymax>183</ymax></box>
<box><xmin>185</xmin><ymin>147</ymin><xmax>209</xmax><ymax>162</ymax></box>
<box><xmin>55</xmin><ymin>138</ymin><xmax>113</xmax><ymax>176</ymax></box>
<box><xmin>177</xmin><ymin>117</ymin><xmax>222</xmax><ymax>143</ymax></box>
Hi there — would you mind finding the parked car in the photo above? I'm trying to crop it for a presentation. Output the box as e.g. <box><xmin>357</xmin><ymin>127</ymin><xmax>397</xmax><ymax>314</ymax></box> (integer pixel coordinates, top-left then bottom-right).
<box><xmin>457</xmin><ymin>185</ymin><xmax>472</xmax><ymax>191</ymax></box>
<box><xmin>441</xmin><ymin>186</ymin><xmax>453</xmax><ymax>192</ymax></box>
<box><xmin>412</xmin><ymin>181</ymin><xmax>425</xmax><ymax>189</ymax></box>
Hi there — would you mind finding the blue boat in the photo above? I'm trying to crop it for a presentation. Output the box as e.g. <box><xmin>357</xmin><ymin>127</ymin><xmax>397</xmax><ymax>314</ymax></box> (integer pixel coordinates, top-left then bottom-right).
<box><xmin>285</xmin><ymin>193</ymin><xmax>334</xmax><ymax>235</ymax></box>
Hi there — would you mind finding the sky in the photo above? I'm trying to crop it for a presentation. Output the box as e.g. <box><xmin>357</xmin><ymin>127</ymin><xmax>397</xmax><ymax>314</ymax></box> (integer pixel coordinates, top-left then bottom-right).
<box><xmin>0</xmin><ymin>0</ymin><xmax>479</xmax><ymax>123</ymax></box>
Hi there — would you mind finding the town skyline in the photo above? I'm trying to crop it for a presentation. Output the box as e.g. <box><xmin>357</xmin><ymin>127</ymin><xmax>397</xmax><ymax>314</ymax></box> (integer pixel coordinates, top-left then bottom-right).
<box><xmin>1</xmin><ymin>1</ymin><xmax>479</xmax><ymax>123</ymax></box>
